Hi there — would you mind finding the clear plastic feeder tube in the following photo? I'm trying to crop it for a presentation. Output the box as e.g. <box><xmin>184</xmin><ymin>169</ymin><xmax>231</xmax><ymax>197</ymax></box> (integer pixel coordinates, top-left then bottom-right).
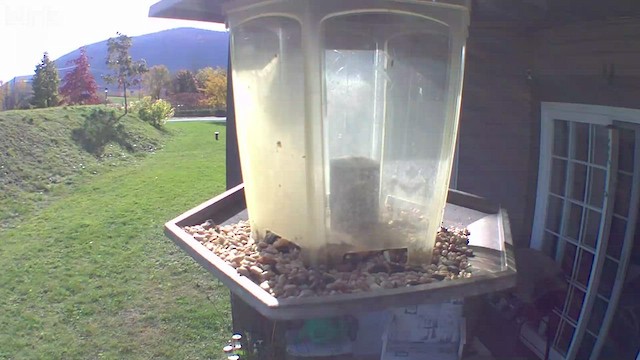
<box><xmin>226</xmin><ymin>0</ymin><xmax>469</xmax><ymax>266</ymax></box>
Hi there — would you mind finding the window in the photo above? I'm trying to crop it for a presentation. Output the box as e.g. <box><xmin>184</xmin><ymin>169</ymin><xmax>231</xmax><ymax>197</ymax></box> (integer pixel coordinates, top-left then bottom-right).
<box><xmin>527</xmin><ymin>103</ymin><xmax>640</xmax><ymax>360</ymax></box>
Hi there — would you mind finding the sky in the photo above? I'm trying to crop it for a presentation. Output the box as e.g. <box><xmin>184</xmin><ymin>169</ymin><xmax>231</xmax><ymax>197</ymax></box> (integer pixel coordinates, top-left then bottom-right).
<box><xmin>0</xmin><ymin>0</ymin><xmax>227</xmax><ymax>83</ymax></box>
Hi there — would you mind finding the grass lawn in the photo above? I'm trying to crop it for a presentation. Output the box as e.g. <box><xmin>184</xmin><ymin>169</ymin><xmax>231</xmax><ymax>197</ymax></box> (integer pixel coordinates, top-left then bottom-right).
<box><xmin>107</xmin><ymin>96</ymin><xmax>126</xmax><ymax>105</ymax></box>
<box><xmin>0</xmin><ymin>121</ymin><xmax>232</xmax><ymax>359</ymax></box>
<box><xmin>0</xmin><ymin>106</ymin><xmax>165</xmax><ymax>228</ymax></box>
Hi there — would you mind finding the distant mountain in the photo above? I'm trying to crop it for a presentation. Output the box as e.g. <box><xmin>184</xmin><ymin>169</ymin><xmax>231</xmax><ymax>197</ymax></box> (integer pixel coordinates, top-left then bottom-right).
<box><xmin>54</xmin><ymin>27</ymin><xmax>229</xmax><ymax>93</ymax></box>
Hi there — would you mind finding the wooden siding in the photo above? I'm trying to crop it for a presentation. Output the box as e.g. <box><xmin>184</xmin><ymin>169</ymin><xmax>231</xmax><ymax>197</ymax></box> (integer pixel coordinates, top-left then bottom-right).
<box><xmin>533</xmin><ymin>18</ymin><xmax>640</xmax><ymax>109</ymax></box>
<box><xmin>529</xmin><ymin>18</ymin><xmax>640</xmax><ymax>244</ymax></box>
<box><xmin>456</xmin><ymin>18</ymin><xmax>640</xmax><ymax>247</ymax></box>
<box><xmin>456</xmin><ymin>24</ymin><xmax>536</xmax><ymax>247</ymax></box>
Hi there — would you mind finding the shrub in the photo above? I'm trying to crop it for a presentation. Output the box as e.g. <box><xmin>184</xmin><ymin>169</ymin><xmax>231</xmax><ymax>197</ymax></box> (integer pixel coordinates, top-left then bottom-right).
<box><xmin>72</xmin><ymin>108</ymin><xmax>123</xmax><ymax>155</ymax></box>
<box><xmin>133</xmin><ymin>96</ymin><xmax>174</xmax><ymax>127</ymax></box>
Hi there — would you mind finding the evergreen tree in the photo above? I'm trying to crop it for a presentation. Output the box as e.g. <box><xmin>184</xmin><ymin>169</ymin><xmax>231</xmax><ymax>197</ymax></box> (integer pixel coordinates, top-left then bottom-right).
<box><xmin>59</xmin><ymin>48</ymin><xmax>100</xmax><ymax>105</ymax></box>
<box><xmin>103</xmin><ymin>32</ymin><xmax>148</xmax><ymax>114</ymax></box>
<box><xmin>31</xmin><ymin>52</ymin><xmax>60</xmax><ymax>108</ymax></box>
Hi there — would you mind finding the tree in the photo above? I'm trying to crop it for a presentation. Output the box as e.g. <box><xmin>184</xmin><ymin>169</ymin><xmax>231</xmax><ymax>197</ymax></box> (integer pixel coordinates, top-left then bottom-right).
<box><xmin>103</xmin><ymin>32</ymin><xmax>148</xmax><ymax>114</ymax></box>
<box><xmin>142</xmin><ymin>65</ymin><xmax>171</xmax><ymax>100</ymax></box>
<box><xmin>195</xmin><ymin>67</ymin><xmax>212</xmax><ymax>90</ymax></box>
<box><xmin>165</xmin><ymin>92</ymin><xmax>207</xmax><ymax>110</ymax></box>
<box><xmin>14</xmin><ymin>81</ymin><xmax>32</xmax><ymax>109</ymax></box>
<box><xmin>59</xmin><ymin>47</ymin><xmax>100</xmax><ymax>105</ymax></box>
<box><xmin>172</xmin><ymin>70</ymin><xmax>197</xmax><ymax>94</ymax></box>
<box><xmin>0</xmin><ymin>81</ymin><xmax>4</xmax><ymax>110</ymax></box>
<box><xmin>3</xmin><ymin>79</ymin><xmax>32</xmax><ymax>110</ymax></box>
<box><xmin>31</xmin><ymin>52</ymin><xmax>60</xmax><ymax>108</ymax></box>
<box><xmin>200</xmin><ymin>67</ymin><xmax>227</xmax><ymax>109</ymax></box>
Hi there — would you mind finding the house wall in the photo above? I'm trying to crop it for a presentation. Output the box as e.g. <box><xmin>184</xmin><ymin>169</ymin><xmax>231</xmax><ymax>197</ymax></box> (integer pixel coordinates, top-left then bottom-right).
<box><xmin>456</xmin><ymin>23</ymin><xmax>536</xmax><ymax>247</ymax></box>
<box><xmin>533</xmin><ymin>18</ymin><xmax>640</xmax><ymax>109</ymax></box>
<box><xmin>530</xmin><ymin>17</ymin><xmax>640</xmax><ymax>258</ymax></box>
<box><xmin>457</xmin><ymin>17</ymin><xmax>640</xmax><ymax>248</ymax></box>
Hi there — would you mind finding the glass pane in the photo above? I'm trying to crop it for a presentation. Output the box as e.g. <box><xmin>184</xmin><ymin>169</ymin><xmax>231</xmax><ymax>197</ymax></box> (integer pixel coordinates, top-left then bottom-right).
<box><xmin>549</xmin><ymin>311</ymin><xmax>562</xmax><ymax>336</ymax></box>
<box><xmin>324</xmin><ymin>48</ymin><xmax>377</xmax><ymax>158</ymax></box>
<box><xmin>323</xmin><ymin>13</ymin><xmax>457</xmax><ymax>257</ymax></box>
<box><xmin>563</xmin><ymin>203</ymin><xmax>583</xmax><ymax>241</ymax></box>
<box><xmin>614</xmin><ymin>173</ymin><xmax>632</xmax><ymax>217</ymax></box>
<box><xmin>360</xmin><ymin>14</ymin><xmax>454</xmax><ymax>255</ymax></box>
<box><xmin>602</xmin><ymin>260</ymin><xmax>640</xmax><ymax>359</ymax></box>
<box><xmin>607</xmin><ymin>216</ymin><xmax>626</xmax><ymax>259</ymax></box>
<box><xmin>569</xmin><ymin>162</ymin><xmax>587</xmax><ymax>202</ymax></box>
<box><xmin>561</xmin><ymin>241</ymin><xmax>577</xmax><ymax>276</ymax></box>
<box><xmin>592</xmin><ymin>124</ymin><xmax>609</xmax><ymax>166</ymax></box>
<box><xmin>567</xmin><ymin>288</ymin><xmax>586</xmax><ymax>322</ymax></box>
<box><xmin>324</xmin><ymin>21</ymin><xmax>380</xmax><ymax>239</ymax></box>
<box><xmin>555</xmin><ymin>321</ymin><xmax>576</xmax><ymax>355</ymax></box>
<box><xmin>583</xmin><ymin>209</ymin><xmax>601</xmax><ymax>249</ymax></box>
<box><xmin>576</xmin><ymin>333</ymin><xmax>596</xmax><ymax>360</ymax></box>
<box><xmin>598</xmin><ymin>259</ymin><xmax>617</xmax><ymax>298</ymax></box>
<box><xmin>587</xmin><ymin>297</ymin><xmax>608</xmax><ymax>334</ymax></box>
<box><xmin>542</xmin><ymin>231</ymin><xmax>559</xmax><ymax>258</ymax></box>
<box><xmin>576</xmin><ymin>250</ymin><xmax>594</xmax><ymax>287</ymax></box>
<box><xmin>550</xmin><ymin>158</ymin><xmax>567</xmax><ymax>196</ymax></box>
<box><xmin>546</xmin><ymin>195</ymin><xmax>564</xmax><ymax>234</ymax></box>
<box><xmin>572</xmin><ymin>122</ymin><xmax>589</xmax><ymax>162</ymax></box>
<box><xmin>553</xmin><ymin>119</ymin><xmax>569</xmax><ymax>157</ymax></box>
<box><xmin>618</xmin><ymin>127</ymin><xmax>636</xmax><ymax>173</ymax></box>
<box><xmin>231</xmin><ymin>16</ymin><xmax>311</xmax><ymax>251</ymax></box>
<box><xmin>588</xmin><ymin>167</ymin><xmax>606</xmax><ymax>208</ymax></box>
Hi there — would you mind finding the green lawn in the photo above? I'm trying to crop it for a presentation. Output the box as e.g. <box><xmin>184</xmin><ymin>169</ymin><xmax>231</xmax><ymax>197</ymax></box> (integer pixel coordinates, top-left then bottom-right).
<box><xmin>107</xmin><ymin>95</ymin><xmax>126</xmax><ymax>105</ymax></box>
<box><xmin>0</xmin><ymin>121</ymin><xmax>232</xmax><ymax>359</ymax></box>
<box><xmin>0</xmin><ymin>106</ymin><xmax>165</xmax><ymax>228</ymax></box>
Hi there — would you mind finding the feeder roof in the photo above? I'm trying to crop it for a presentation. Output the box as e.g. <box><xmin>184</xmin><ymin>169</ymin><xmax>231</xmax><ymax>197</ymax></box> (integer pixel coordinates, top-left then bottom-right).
<box><xmin>150</xmin><ymin>0</ymin><xmax>640</xmax><ymax>25</ymax></box>
<box><xmin>149</xmin><ymin>0</ymin><xmax>470</xmax><ymax>24</ymax></box>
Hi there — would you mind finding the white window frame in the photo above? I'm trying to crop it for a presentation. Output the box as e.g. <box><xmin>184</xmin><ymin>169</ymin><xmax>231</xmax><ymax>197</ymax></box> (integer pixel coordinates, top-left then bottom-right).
<box><xmin>532</xmin><ymin>102</ymin><xmax>640</xmax><ymax>247</ymax></box>
<box><xmin>529</xmin><ymin>102</ymin><xmax>640</xmax><ymax>360</ymax></box>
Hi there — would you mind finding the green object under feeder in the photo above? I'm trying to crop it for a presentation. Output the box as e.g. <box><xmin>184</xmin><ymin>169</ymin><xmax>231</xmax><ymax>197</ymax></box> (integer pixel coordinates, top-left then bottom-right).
<box><xmin>297</xmin><ymin>317</ymin><xmax>356</xmax><ymax>345</ymax></box>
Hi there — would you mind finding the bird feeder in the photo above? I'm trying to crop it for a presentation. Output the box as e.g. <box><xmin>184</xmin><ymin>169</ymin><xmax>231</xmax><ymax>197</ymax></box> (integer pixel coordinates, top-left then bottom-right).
<box><xmin>161</xmin><ymin>0</ymin><xmax>516</xmax><ymax>321</ymax></box>
<box><xmin>228</xmin><ymin>0</ymin><xmax>469</xmax><ymax>266</ymax></box>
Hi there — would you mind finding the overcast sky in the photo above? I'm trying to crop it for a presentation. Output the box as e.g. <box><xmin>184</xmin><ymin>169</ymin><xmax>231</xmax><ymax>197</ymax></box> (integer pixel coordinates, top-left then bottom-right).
<box><xmin>0</xmin><ymin>0</ymin><xmax>226</xmax><ymax>83</ymax></box>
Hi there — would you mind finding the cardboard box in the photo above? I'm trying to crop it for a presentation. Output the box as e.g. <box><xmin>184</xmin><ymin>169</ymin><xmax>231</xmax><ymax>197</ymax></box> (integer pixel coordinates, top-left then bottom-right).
<box><xmin>353</xmin><ymin>310</ymin><xmax>392</xmax><ymax>356</ymax></box>
<box><xmin>381</xmin><ymin>300</ymin><xmax>466</xmax><ymax>360</ymax></box>
<box><xmin>386</xmin><ymin>300</ymin><xmax>464</xmax><ymax>343</ymax></box>
<box><xmin>382</xmin><ymin>341</ymin><xmax>461</xmax><ymax>360</ymax></box>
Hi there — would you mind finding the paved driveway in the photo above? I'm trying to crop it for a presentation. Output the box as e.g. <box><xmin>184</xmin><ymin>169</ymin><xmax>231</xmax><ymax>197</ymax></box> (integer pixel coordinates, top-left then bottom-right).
<box><xmin>168</xmin><ymin>116</ymin><xmax>226</xmax><ymax>122</ymax></box>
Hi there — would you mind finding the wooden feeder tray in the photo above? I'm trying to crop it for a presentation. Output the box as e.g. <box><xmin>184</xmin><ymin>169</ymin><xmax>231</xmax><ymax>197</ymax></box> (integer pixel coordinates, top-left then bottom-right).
<box><xmin>164</xmin><ymin>184</ymin><xmax>516</xmax><ymax>320</ymax></box>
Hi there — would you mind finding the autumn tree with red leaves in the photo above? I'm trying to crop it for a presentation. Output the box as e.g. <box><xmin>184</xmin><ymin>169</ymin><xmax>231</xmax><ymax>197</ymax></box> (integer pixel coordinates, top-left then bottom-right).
<box><xmin>59</xmin><ymin>48</ymin><xmax>101</xmax><ymax>105</ymax></box>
